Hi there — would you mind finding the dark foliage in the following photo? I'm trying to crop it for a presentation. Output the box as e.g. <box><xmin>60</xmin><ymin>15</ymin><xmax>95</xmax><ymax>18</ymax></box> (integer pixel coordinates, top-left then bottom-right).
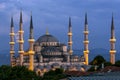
<box><xmin>42</xmin><ymin>68</ymin><xmax>66</xmax><ymax>80</ymax></box>
<box><xmin>104</xmin><ymin>62</ymin><xmax>112</xmax><ymax>67</ymax></box>
<box><xmin>87</xmin><ymin>66</ymin><xmax>96</xmax><ymax>72</ymax></box>
<box><xmin>0</xmin><ymin>65</ymin><xmax>41</xmax><ymax>80</ymax></box>
<box><xmin>115</xmin><ymin>60</ymin><xmax>120</xmax><ymax>67</ymax></box>
<box><xmin>0</xmin><ymin>66</ymin><xmax>66</xmax><ymax>80</ymax></box>
<box><xmin>90</xmin><ymin>55</ymin><xmax>106</xmax><ymax>65</ymax></box>
<box><xmin>88</xmin><ymin>55</ymin><xmax>106</xmax><ymax>71</ymax></box>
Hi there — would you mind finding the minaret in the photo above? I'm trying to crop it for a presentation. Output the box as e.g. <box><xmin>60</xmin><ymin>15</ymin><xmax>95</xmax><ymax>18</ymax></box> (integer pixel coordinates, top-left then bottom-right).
<box><xmin>9</xmin><ymin>16</ymin><xmax>15</xmax><ymax>67</ymax></box>
<box><xmin>109</xmin><ymin>15</ymin><xmax>116</xmax><ymax>64</ymax></box>
<box><xmin>83</xmin><ymin>13</ymin><xmax>89</xmax><ymax>65</ymax></box>
<box><xmin>68</xmin><ymin>17</ymin><xmax>73</xmax><ymax>61</ymax></box>
<box><xmin>28</xmin><ymin>13</ymin><xmax>35</xmax><ymax>71</ymax></box>
<box><xmin>18</xmin><ymin>11</ymin><xmax>24</xmax><ymax>66</ymax></box>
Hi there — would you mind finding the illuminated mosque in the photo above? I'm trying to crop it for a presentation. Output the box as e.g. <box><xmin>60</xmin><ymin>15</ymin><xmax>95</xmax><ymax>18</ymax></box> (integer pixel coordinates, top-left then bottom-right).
<box><xmin>9</xmin><ymin>11</ymin><xmax>116</xmax><ymax>72</ymax></box>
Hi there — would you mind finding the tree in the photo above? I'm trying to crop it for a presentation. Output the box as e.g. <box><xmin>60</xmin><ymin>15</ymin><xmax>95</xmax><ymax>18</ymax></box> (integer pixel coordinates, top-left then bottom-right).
<box><xmin>87</xmin><ymin>66</ymin><xmax>96</xmax><ymax>72</ymax></box>
<box><xmin>0</xmin><ymin>65</ymin><xmax>11</xmax><ymax>80</ymax></box>
<box><xmin>0</xmin><ymin>65</ymin><xmax>41</xmax><ymax>80</ymax></box>
<box><xmin>43</xmin><ymin>68</ymin><xmax>66</xmax><ymax>80</ymax></box>
<box><xmin>88</xmin><ymin>55</ymin><xmax>106</xmax><ymax>71</ymax></box>
<box><xmin>0</xmin><ymin>65</ymin><xmax>66</xmax><ymax>80</ymax></box>
<box><xmin>90</xmin><ymin>55</ymin><xmax>106</xmax><ymax>65</ymax></box>
<box><xmin>115</xmin><ymin>60</ymin><xmax>120</xmax><ymax>67</ymax></box>
<box><xmin>104</xmin><ymin>62</ymin><xmax>112</xmax><ymax>67</ymax></box>
<box><xmin>55</xmin><ymin>68</ymin><xmax>64</xmax><ymax>74</ymax></box>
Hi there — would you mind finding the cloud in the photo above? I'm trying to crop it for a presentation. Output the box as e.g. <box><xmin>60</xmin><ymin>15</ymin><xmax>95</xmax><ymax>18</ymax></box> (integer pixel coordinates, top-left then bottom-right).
<box><xmin>13</xmin><ymin>10</ymin><xmax>29</xmax><ymax>24</ymax></box>
<box><xmin>0</xmin><ymin>25</ymin><xmax>9</xmax><ymax>35</ymax></box>
<box><xmin>0</xmin><ymin>0</ymin><xmax>120</xmax><ymax>51</ymax></box>
<box><xmin>0</xmin><ymin>3</ymin><xmax>6</xmax><ymax>11</ymax></box>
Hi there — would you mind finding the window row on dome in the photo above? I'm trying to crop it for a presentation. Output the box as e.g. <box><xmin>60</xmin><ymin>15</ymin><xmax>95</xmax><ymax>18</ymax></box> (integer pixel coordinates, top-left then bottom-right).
<box><xmin>43</xmin><ymin>52</ymin><xmax>62</xmax><ymax>56</ymax></box>
<box><xmin>40</xmin><ymin>42</ymin><xmax>58</xmax><ymax>46</ymax></box>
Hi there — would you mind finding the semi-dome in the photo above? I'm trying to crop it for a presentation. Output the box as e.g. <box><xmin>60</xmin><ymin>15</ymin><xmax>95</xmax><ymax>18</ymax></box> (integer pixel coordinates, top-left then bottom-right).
<box><xmin>36</xmin><ymin>34</ymin><xmax>59</xmax><ymax>43</ymax></box>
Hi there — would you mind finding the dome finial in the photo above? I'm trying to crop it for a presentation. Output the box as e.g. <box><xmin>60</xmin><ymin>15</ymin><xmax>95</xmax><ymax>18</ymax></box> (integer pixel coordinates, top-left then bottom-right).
<box><xmin>46</xmin><ymin>27</ymin><xmax>49</xmax><ymax>35</ymax></box>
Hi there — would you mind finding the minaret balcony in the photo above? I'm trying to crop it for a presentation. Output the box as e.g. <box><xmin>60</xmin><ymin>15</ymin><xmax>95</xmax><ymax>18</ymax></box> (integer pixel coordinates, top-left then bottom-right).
<box><xmin>109</xmin><ymin>39</ymin><xmax>116</xmax><ymax>42</ymax></box>
<box><xmin>18</xmin><ymin>31</ymin><xmax>24</xmax><ymax>34</ymax></box>
<box><xmin>28</xmin><ymin>51</ymin><xmax>35</xmax><ymax>55</ymax></box>
<box><xmin>68</xmin><ymin>42</ymin><xmax>73</xmax><ymax>45</ymax></box>
<box><xmin>28</xmin><ymin>39</ymin><xmax>35</xmax><ymax>42</ymax></box>
<box><xmin>18</xmin><ymin>40</ymin><xmax>24</xmax><ymax>43</ymax></box>
<box><xmin>10</xmin><ymin>51</ymin><xmax>15</xmax><ymax>54</ymax></box>
<box><xmin>68</xmin><ymin>32</ymin><xmax>72</xmax><ymax>36</ymax></box>
<box><xmin>9</xmin><ymin>33</ymin><xmax>15</xmax><ymax>36</ymax></box>
<box><xmin>83</xmin><ymin>41</ymin><xmax>89</xmax><ymax>44</ymax></box>
<box><xmin>109</xmin><ymin>50</ymin><xmax>116</xmax><ymax>53</ymax></box>
<box><xmin>18</xmin><ymin>51</ymin><xmax>24</xmax><ymax>53</ymax></box>
<box><xmin>83</xmin><ymin>31</ymin><xmax>89</xmax><ymax>34</ymax></box>
<box><xmin>69</xmin><ymin>50</ymin><xmax>73</xmax><ymax>55</ymax></box>
<box><xmin>83</xmin><ymin>50</ymin><xmax>89</xmax><ymax>53</ymax></box>
<box><xmin>9</xmin><ymin>42</ymin><xmax>15</xmax><ymax>45</ymax></box>
<box><xmin>23</xmin><ymin>52</ymin><xmax>29</xmax><ymax>55</ymax></box>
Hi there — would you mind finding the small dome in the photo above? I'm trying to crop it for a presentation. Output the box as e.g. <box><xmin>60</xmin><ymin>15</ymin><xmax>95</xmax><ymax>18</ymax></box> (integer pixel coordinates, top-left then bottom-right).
<box><xmin>36</xmin><ymin>34</ymin><xmax>59</xmax><ymax>43</ymax></box>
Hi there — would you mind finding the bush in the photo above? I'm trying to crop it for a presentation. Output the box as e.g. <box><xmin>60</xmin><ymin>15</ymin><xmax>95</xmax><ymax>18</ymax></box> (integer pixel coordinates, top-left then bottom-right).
<box><xmin>90</xmin><ymin>55</ymin><xmax>106</xmax><ymax>65</ymax></box>
<box><xmin>0</xmin><ymin>65</ymin><xmax>41</xmax><ymax>80</ymax></box>
<box><xmin>115</xmin><ymin>60</ymin><xmax>120</xmax><ymax>67</ymax></box>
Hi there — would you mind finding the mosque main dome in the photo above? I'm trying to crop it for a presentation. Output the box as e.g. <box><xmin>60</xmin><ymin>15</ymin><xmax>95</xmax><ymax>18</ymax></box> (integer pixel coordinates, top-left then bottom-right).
<box><xmin>34</xmin><ymin>32</ymin><xmax>68</xmax><ymax>62</ymax></box>
<box><xmin>37</xmin><ymin>34</ymin><xmax>59</xmax><ymax>42</ymax></box>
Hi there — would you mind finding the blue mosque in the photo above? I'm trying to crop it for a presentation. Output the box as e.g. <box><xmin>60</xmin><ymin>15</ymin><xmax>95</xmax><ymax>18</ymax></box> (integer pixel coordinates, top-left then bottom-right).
<box><xmin>9</xmin><ymin>11</ymin><xmax>116</xmax><ymax>75</ymax></box>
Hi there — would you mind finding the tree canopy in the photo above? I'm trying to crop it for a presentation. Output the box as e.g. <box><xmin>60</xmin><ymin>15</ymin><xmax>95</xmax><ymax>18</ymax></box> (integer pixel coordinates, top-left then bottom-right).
<box><xmin>0</xmin><ymin>65</ymin><xmax>41</xmax><ymax>80</ymax></box>
<box><xmin>90</xmin><ymin>55</ymin><xmax>106</xmax><ymax>65</ymax></box>
<box><xmin>115</xmin><ymin>60</ymin><xmax>120</xmax><ymax>67</ymax></box>
<box><xmin>88</xmin><ymin>55</ymin><xmax>107</xmax><ymax>71</ymax></box>
<box><xmin>0</xmin><ymin>65</ymin><xmax>66</xmax><ymax>80</ymax></box>
<box><xmin>42</xmin><ymin>68</ymin><xmax>66</xmax><ymax>80</ymax></box>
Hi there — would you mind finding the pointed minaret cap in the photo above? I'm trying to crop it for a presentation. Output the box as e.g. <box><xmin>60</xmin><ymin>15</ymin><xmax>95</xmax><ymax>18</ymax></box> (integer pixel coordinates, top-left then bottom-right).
<box><xmin>30</xmin><ymin>12</ymin><xmax>33</xmax><ymax>29</ymax></box>
<box><xmin>68</xmin><ymin>17</ymin><xmax>72</xmax><ymax>32</ymax></box>
<box><xmin>11</xmin><ymin>16</ymin><xmax>14</xmax><ymax>27</ymax></box>
<box><xmin>111</xmin><ymin>13</ymin><xmax>114</xmax><ymax>30</ymax></box>
<box><xmin>20</xmin><ymin>10</ymin><xmax>23</xmax><ymax>23</ymax></box>
<box><xmin>85</xmin><ymin>13</ymin><xmax>88</xmax><ymax>25</ymax></box>
<box><xmin>46</xmin><ymin>27</ymin><xmax>49</xmax><ymax>35</ymax></box>
<box><xmin>69</xmin><ymin>17</ymin><xmax>72</xmax><ymax>27</ymax></box>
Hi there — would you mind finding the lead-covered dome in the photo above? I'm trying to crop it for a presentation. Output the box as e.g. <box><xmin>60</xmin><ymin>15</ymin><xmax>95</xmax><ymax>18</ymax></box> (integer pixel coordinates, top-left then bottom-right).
<box><xmin>36</xmin><ymin>34</ymin><xmax>59</xmax><ymax>43</ymax></box>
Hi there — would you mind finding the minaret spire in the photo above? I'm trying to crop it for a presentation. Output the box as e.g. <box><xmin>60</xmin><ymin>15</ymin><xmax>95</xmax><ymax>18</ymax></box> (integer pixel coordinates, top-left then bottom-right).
<box><xmin>46</xmin><ymin>27</ymin><xmax>49</xmax><ymax>35</ymax></box>
<box><xmin>28</xmin><ymin>12</ymin><xmax>35</xmax><ymax>71</ymax></box>
<box><xmin>85</xmin><ymin>13</ymin><xmax>88</xmax><ymax>25</ymax></box>
<box><xmin>18</xmin><ymin>11</ymin><xmax>24</xmax><ymax>66</ymax></box>
<box><xmin>69</xmin><ymin>17</ymin><xmax>72</xmax><ymax>29</ymax></box>
<box><xmin>30</xmin><ymin>13</ymin><xmax>33</xmax><ymax>28</ymax></box>
<box><xmin>11</xmin><ymin>17</ymin><xmax>14</xmax><ymax>28</ymax></box>
<box><xmin>29</xmin><ymin>12</ymin><xmax>33</xmax><ymax>39</ymax></box>
<box><xmin>9</xmin><ymin>16</ymin><xmax>15</xmax><ymax>67</ymax></box>
<box><xmin>20</xmin><ymin>11</ymin><xmax>23</xmax><ymax>24</ymax></box>
<box><xmin>83</xmin><ymin>13</ymin><xmax>89</xmax><ymax>65</ymax></box>
<box><xmin>68</xmin><ymin>17</ymin><xmax>73</xmax><ymax>55</ymax></box>
<box><xmin>109</xmin><ymin>14</ymin><xmax>116</xmax><ymax>64</ymax></box>
<box><xmin>111</xmin><ymin>14</ymin><xmax>115</xmax><ymax>38</ymax></box>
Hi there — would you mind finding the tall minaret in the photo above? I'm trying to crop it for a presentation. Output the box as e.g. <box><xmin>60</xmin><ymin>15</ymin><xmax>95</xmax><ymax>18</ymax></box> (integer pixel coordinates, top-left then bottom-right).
<box><xmin>28</xmin><ymin>13</ymin><xmax>35</xmax><ymax>71</ymax></box>
<box><xmin>83</xmin><ymin>13</ymin><xmax>89</xmax><ymax>65</ymax></box>
<box><xmin>68</xmin><ymin>17</ymin><xmax>73</xmax><ymax>56</ymax></box>
<box><xmin>18</xmin><ymin>11</ymin><xmax>24</xmax><ymax>66</ymax></box>
<box><xmin>109</xmin><ymin>15</ymin><xmax>116</xmax><ymax>64</ymax></box>
<box><xmin>9</xmin><ymin>16</ymin><xmax>15</xmax><ymax>67</ymax></box>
